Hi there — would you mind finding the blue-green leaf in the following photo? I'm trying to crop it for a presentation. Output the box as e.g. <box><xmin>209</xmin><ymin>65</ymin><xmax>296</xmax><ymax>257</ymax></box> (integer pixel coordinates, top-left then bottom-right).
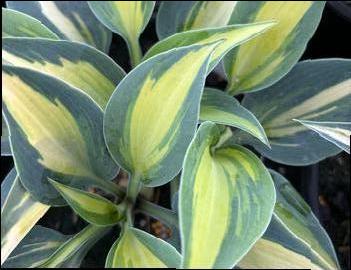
<box><xmin>1</xmin><ymin>169</ymin><xmax>50</xmax><ymax>264</ymax></box>
<box><xmin>6</xmin><ymin>1</ymin><xmax>112</xmax><ymax>52</ymax></box>
<box><xmin>224</xmin><ymin>1</ymin><xmax>325</xmax><ymax>94</ymax></box>
<box><xmin>241</xmin><ymin>59</ymin><xmax>351</xmax><ymax>165</ymax></box>
<box><xmin>2</xmin><ymin>65</ymin><xmax>119</xmax><ymax>205</ymax></box>
<box><xmin>239</xmin><ymin>170</ymin><xmax>340</xmax><ymax>269</ymax></box>
<box><xmin>200</xmin><ymin>88</ymin><xmax>270</xmax><ymax>147</ymax></box>
<box><xmin>106</xmin><ymin>225</ymin><xmax>181</xmax><ymax>268</ymax></box>
<box><xmin>180</xmin><ymin>121</ymin><xmax>275</xmax><ymax>268</ymax></box>
<box><xmin>2</xmin><ymin>7</ymin><xmax>59</xmax><ymax>39</ymax></box>
<box><xmin>156</xmin><ymin>1</ymin><xmax>238</xmax><ymax>40</ymax></box>
<box><xmin>104</xmin><ymin>42</ymin><xmax>220</xmax><ymax>187</ymax></box>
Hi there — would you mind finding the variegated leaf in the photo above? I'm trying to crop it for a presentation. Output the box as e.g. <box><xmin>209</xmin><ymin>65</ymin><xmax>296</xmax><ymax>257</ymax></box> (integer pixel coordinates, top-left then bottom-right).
<box><xmin>179</xmin><ymin>121</ymin><xmax>276</xmax><ymax>268</ymax></box>
<box><xmin>156</xmin><ymin>1</ymin><xmax>238</xmax><ymax>40</ymax></box>
<box><xmin>104</xmin><ymin>42</ymin><xmax>220</xmax><ymax>187</ymax></box>
<box><xmin>295</xmin><ymin>120</ymin><xmax>351</xmax><ymax>154</ymax></box>
<box><xmin>1</xmin><ymin>169</ymin><xmax>50</xmax><ymax>265</ymax></box>
<box><xmin>49</xmin><ymin>179</ymin><xmax>124</xmax><ymax>226</ymax></box>
<box><xmin>6</xmin><ymin>1</ymin><xmax>112</xmax><ymax>52</ymax></box>
<box><xmin>2</xmin><ymin>37</ymin><xmax>125</xmax><ymax>110</ymax></box>
<box><xmin>106</xmin><ymin>226</ymin><xmax>181</xmax><ymax>268</ymax></box>
<box><xmin>200</xmin><ymin>88</ymin><xmax>269</xmax><ymax>147</ymax></box>
<box><xmin>1</xmin><ymin>114</ymin><xmax>11</xmax><ymax>156</ymax></box>
<box><xmin>242</xmin><ymin>59</ymin><xmax>351</xmax><ymax>165</ymax></box>
<box><xmin>2</xmin><ymin>7</ymin><xmax>58</xmax><ymax>39</ymax></box>
<box><xmin>239</xmin><ymin>170</ymin><xmax>340</xmax><ymax>269</ymax></box>
<box><xmin>2</xmin><ymin>226</ymin><xmax>70</xmax><ymax>268</ymax></box>
<box><xmin>88</xmin><ymin>1</ymin><xmax>155</xmax><ymax>66</ymax></box>
<box><xmin>2</xmin><ymin>65</ymin><xmax>119</xmax><ymax>205</ymax></box>
<box><xmin>144</xmin><ymin>21</ymin><xmax>275</xmax><ymax>73</ymax></box>
<box><xmin>39</xmin><ymin>225</ymin><xmax>111</xmax><ymax>268</ymax></box>
<box><xmin>224</xmin><ymin>1</ymin><xmax>325</xmax><ymax>94</ymax></box>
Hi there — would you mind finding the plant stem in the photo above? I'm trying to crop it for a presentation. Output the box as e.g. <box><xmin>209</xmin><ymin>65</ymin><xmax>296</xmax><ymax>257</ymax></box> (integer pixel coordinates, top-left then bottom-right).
<box><xmin>127</xmin><ymin>37</ymin><xmax>142</xmax><ymax>68</ymax></box>
<box><xmin>93</xmin><ymin>177</ymin><xmax>125</xmax><ymax>199</ymax></box>
<box><xmin>126</xmin><ymin>173</ymin><xmax>142</xmax><ymax>205</ymax></box>
<box><xmin>137</xmin><ymin>199</ymin><xmax>179</xmax><ymax>229</ymax></box>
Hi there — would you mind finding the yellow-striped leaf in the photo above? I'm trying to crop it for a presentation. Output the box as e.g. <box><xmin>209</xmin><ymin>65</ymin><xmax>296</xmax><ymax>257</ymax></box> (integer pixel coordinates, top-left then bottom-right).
<box><xmin>239</xmin><ymin>170</ymin><xmax>340</xmax><ymax>269</ymax></box>
<box><xmin>200</xmin><ymin>88</ymin><xmax>269</xmax><ymax>147</ymax></box>
<box><xmin>2</xmin><ymin>37</ymin><xmax>125</xmax><ymax>109</ymax></box>
<box><xmin>2</xmin><ymin>65</ymin><xmax>119</xmax><ymax>205</ymax></box>
<box><xmin>2</xmin><ymin>7</ymin><xmax>58</xmax><ymax>39</ymax></box>
<box><xmin>104</xmin><ymin>42</ymin><xmax>221</xmax><ymax>187</ymax></box>
<box><xmin>1</xmin><ymin>169</ymin><xmax>50</xmax><ymax>265</ymax></box>
<box><xmin>144</xmin><ymin>21</ymin><xmax>275</xmax><ymax>73</ymax></box>
<box><xmin>39</xmin><ymin>225</ymin><xmax>111</xmax><ymax>268</ymax></box>
<box><xmin>295</xmin><ymin>120</ymin><xmax>351</xmax><ymax>154</ymax></box>
<box><xmin>156</xmin><ymin>1</ymin><xmax>238</xmax><ymax>40</ymax></box>
<box><xmin>106</xmin><ymin>226</ymin><xmax>181</xmax><ymax>268</ymax></box>
<box><xmin>2</xmin><ymin>225</ymin><xmax>70</xmax><ymax>268</ymax></box>
<box><xmin>6</xmin><ymin>1</ymin><xmax>112</xmax><ymax>52</ymax></box>
<box><xmin>49</xmin><ymin>179</ymin><xmax>124</xmax><ymax>226</ymax></box>
<box><xmin>241</xmin><ymin>59</ymin><xmax>351</xmax><ymax>165</ymax></box>
<box><xmin>88</xmin><ymin>1</ymin><xmax>155</xmax><ymax>65</ymax></box>
<box><xmin>224</xmin><ymin>1</ymin><xmax>325</xmax><ymax>94</ymax></box>
<box><xmin>179</xmin><ymin>121</ymin><xmax>276</xmax><ymax>268</ymax></box>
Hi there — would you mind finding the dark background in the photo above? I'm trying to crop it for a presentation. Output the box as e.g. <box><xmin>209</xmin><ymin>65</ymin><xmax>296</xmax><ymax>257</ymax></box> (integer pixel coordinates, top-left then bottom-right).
<box><xmin>1</xmin><ymin>1</ymin><xmax>350</xmax><ymax>268</ymax></box>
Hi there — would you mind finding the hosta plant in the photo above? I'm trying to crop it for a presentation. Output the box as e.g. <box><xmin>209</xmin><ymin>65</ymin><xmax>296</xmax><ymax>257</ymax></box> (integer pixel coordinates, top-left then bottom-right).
<box><xmin>1</xmin><ymin>1</ymin><xmax>350</xmax><ymax>269</ymax></box>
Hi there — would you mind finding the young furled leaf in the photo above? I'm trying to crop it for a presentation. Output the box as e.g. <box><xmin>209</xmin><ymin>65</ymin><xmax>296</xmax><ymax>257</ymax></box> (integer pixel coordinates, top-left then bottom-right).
<box><xmin>88</xmin><ymin>1</ymin><xmax>155</xmax><ymax>66</ymax></box>
<box><xmin>179</xmin><ymin>122</ymin><xmax>275</xmax><ymax>268</ymax></box>
<box><xmin>2</xmin><ymin>65</ymin><xmax>119</xmax><ymax>205</ymax></box>
<box><xmin>1</xmin><ymin>169</ymin><xmax>50</xmax><ymax>264</ymax></box>
<box><xmin>239</xmin><ymin>170</ymin><xmax>340</xmax><ymax>270</ymax></box>
<box><xmin>224</xmin><ymin>1</ymin><xmax>325</xmax><ymax>94</ymax></box>
<box><xmin>156</xmin><ymin>1</ymin><xmax>238</xmax><ymax>40</ymax></box>
<box><xmin>2</xmin><ymin>38</ymin><xmax>125</xmax><ymax>109</ymax></box>
<box><xmin>2</xmin><ymin>8</ymin><xmax>58</xmax><ymax>39</ymax></box>
<box><xmin>200</xmin><ymin>88</ymin><xmax>270</xmax><ymax>147</ymax></box>
<box><xmin>242</xmin><ymin>59</ymin><xmax>351</xmax><ymax>165</ymax></box>
<box><xmin>106</xmin><ymin>226</ymin><xmax>181</xmax><ymax>268</ymax></box>
<box><xmin>145</xmin><ymin>21</ymin><xmax>276</xmax><ymax>73</ymax></box>
<box><xmin>6</xmin><ymin>1</ymin><xmax>112</xmax><ymax>52</ymax></box>
<box><xmin>295</xmin><ymin>120</ymin><xmax>351</xmax><ymax>154</ymax></box>
<box><xmin>49</xmin><ymin>179</ymin><xmax>124</xmax><ymax>226</ymax></box>
<box><xmin>104</xmin><ymin>42</ymin><xmax>221</xmax><ymax>187</ymax></box>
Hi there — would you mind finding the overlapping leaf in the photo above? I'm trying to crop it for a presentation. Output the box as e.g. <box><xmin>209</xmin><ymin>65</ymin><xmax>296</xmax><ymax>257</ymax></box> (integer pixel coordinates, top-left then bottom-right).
<box><xmin>50</xmin><ymin>179</ymin><xmax>123</xmax><ymax>226</ymax></box>
<box><xmin>224</xmin><ymin>1</ymin><xmax>325</xmax><ymax>94</ymax></box>
<box><xmin>200</xmin><ymin>88</ymin><xmax>269</xmax><ymax>146</ymax></box>
<box><xmin>145</xmin><ymin>21</ymin><xmax>275</xmax><ymax>73</ymax></box>
<box><xmin>239</xmin><ymin>170</ymin><xmax>340</xmax><ymax>269</ymax></box>
<box><xmin>104</xmin><ymin>42</ymin><xmax>220</xmax><ymax>187</ymax></box>
<box><xmin>242</xmin><ymin>59</ymin><xmax>351</xmax><ymax>165</ymax></box>
<box><xmin>2</xmin><ymin>38</ymin><xmax>125</xmax><ymax>109</ymax></box>
<box><xmin>295</xmin><ymin>120</ymin><xmax>351</xmax><ymax>154</ymax></box>
<box><xmin>88</xmin><ymin>1</ymin><xmax>155</xmax><ymax>65</ymax></box>
<box><xmin>156</xmin><ymin>1</ymin><xmax>238</xmax><ymax>40</ymax></box>
<box><xmin>2</xmin><ymin>65</ymin><xmax>119</xmax><ymax>205</ymax></box>
<box><xmin>39</xmin><ymin>225</ymin><xmax>111</xmax><ymax>268</ymax></box>
<box><xmin>6</xmin><ymin>1</ymin><xmax>112</xmax><ymax>52</ymax></box>
<box><xmin>1</xmin><ymin>169</ymin><xmax>50</xmax><ymax>264</ymax></box>
<box><xmin>1</xmin><ymin>115</ymin><xmax>11</xmax><ymax>156</ymax></box>
<box><xmin>2</xmin><ymin>226</ymin><xmax>70</xmax><ymax>268</ymax></box>
<box><xmin>106</xmin><ymin>226</ymin><xmax>181</xmax><ymax>268</ymax></box>
<box><xmin>179</xmin><ymin>122</ymin><xmax>275</xmax><ymax>268</ymax></box>
<box><xmin>2</xmin><ymin>7</ymin><xmax>58</xmax><ymax>39</ymax></box>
